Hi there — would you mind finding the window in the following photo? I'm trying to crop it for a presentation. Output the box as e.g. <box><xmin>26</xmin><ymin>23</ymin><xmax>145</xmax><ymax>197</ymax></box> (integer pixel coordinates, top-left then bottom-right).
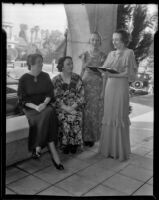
<box><xmin>3</xmin><ymin>3</ymin><xmax>67</xmax><ymax>117</ymax></box>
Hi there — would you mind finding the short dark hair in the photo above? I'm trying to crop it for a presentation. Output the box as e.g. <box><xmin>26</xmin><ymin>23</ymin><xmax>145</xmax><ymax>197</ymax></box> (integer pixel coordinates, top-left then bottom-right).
<box><xmin>57</xmin><ymin>56</ymin><xmax>72</xmax><ymax>72</ymax></box>
<box><xmin>114</xmin><ymin>29</ymin><xmax>131</xmax><ymax>46</ymax></box>
<box><xmin>27</xmin><ymin>54</ymin><xmax>43</xmax><ymax>70</ymax></box>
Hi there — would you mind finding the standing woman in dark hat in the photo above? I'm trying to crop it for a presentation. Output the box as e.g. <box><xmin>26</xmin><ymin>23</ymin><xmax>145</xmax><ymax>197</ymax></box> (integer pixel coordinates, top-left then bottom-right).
<box><xmin>17</xmin><ymin>53</ymin><xmax>64</xmax><ymax>170</ymax></box>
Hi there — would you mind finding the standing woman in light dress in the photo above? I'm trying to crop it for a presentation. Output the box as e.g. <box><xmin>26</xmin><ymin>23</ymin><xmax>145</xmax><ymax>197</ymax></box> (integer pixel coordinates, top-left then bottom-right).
<box><xmin>99</xmin><ymin>29</ymin><xmax>137</xmax><ymax>161</ymax></box>
<box><xmin>79</xmin><ymin>32</ymin><xmax>107</xmax><ymax>147</ymax></box>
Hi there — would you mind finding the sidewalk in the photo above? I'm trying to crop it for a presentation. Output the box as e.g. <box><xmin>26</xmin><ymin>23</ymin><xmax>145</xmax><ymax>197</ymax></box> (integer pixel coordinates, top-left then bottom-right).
<box><xmin>5</xmin><ymin>97</ymin><xmax>153</xmax><ymax>196</ymax></box>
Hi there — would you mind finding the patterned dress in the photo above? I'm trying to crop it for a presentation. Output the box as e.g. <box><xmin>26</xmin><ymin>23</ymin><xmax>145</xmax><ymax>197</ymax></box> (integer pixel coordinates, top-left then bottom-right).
<box><xmin>52</xmin><ymin>73</ymin><xmax>85</xmax><ymax>147</ymax></box>
<box><xmin>80</xmin><ymin>50</ymin><xmax>107</xmax><ymax>142</ymax></box>
<box><xmin>99</xmin><ymin>48</ymin><xmax>137</xmax><ymax>161</ymax></box>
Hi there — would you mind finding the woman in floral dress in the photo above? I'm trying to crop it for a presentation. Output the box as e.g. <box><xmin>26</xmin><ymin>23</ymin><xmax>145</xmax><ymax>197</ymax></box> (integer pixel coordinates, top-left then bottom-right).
<box><xmin>52</xmin><ymin>56</ymin><xmax>85</xmax><ymax>154</ymax></box>
<box><xmin>80</xmin><ymin>32</ymin><xmax>107</xmax><ymax>147</ymax></box>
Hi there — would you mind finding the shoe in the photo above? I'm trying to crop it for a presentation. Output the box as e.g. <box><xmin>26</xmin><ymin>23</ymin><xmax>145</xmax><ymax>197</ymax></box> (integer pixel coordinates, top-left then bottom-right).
<box><xmin>70</xmin><ymin>145</ymin><xmax>77</xmax><ymax>154</ymax></box>
<box><xmin>84</xmin><ymin>141</ymin><xmax>94</xmax><ymax>147</ymax></box>
<box><xmin>88</xmin><ymin>142</ymin><xmax>94</xmax><ymax>147</ymax></box>
<box><xmin>84</xmin><ymin>142</ymin><xmax>90</xmax><ymax>146</ymax></box>
<box><xmin>109</xmin><ymin>155</ymin><xmax>114</xmax><ymax>159</ymax></box>
<box><xmin>63</xmin><ymin>146</ymin><xmax>70</xmax><ymax>154</ymax></box>
<box><xmin>52</xmin><ymin>159</ymin><xmax>64</xmax><ymax>170</ymax></box>
<box><xmin>32</xmin><ymin>149</ymin><xmax>41</xmax><ymax>159</ymax></box>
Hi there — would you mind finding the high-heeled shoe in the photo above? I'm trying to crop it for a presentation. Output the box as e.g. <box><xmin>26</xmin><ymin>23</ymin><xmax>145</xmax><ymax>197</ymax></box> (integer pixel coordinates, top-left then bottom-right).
<box><xmin>32</xmin><ymin>149</ymin><xmax>41</xmax><ymax>159</ymax></box>
<box><xmin>88</xmin><ymin>142</ymin><xmax>94</xmax><ymax>147</ymax></box>
<box><xmin>70</xmin><ymin>145</ymin><xmax>78</xmax><ymax>154</ymax></box>
<box><xmin>52</xmin><ymin>159</ymin><xmax>64</xmax><ymax>170</ymax></box>
<box><xmin>62</xmin><ymin>146</ymin><xmax>70</xmax><ymax>154</ymax></box>
<box><xmin>84</xmin><ymin>141</ymin><xmax>94</xmax><ymax>147</ymax></box>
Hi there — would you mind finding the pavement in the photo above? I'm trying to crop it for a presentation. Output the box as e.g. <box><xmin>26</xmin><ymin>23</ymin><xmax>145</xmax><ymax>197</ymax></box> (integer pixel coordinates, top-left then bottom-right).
<box><xmin>5</xmin><ymin>94</ymin><xmax>153</xmax><ymax>196</ymax></box>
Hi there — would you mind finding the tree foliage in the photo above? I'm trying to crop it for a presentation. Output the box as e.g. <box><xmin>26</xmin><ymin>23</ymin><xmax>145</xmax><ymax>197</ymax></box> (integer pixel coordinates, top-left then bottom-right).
<box><xmin>117</xmin><ymin>4</ymin><xmax>134</xmax><ymax>30</ymax></box>
<box><xmin>41</xmin><ymin>30</ymin><xmax>64</xmax><ymax>63</ymax></box>
<box><xmin>117</xmin><ymin>4</ymin><xmax>154</xmax><ymax>65</ymax></box>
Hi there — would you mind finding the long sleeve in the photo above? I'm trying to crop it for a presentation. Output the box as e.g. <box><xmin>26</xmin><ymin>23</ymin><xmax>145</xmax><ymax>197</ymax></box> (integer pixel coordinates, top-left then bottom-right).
<box><xmin>52</xmin><ymin>77</ymin><xmax>64</xmax><ymax>109</ymax></box>
<box><xmin>45</xmin><ymin>73</ymin><xmax>55</xmax><ymax>102</ymax></box>
<box><xmin>17</xmin><ymin>76</ymin><xmax>31</xmax><ymax>108</ymax></box>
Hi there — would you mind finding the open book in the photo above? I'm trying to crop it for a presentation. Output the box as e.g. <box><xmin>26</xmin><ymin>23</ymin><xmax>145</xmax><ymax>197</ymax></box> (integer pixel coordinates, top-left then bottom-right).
<box><xmin>88</xmin><ymin>67</ymin><xmax>119</xmax><ymax>74</ymax></box>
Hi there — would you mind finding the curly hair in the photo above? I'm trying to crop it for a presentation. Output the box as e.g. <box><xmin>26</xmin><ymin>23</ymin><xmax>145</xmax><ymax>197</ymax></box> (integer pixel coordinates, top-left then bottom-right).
<box><xmin>114</xmin><ymin>29</ymin><xmax>131</xmax><ymax>46</ymax></box>
<box><xmin>56</xmin><ymin>56</ymin><xmax>72</xmax><ymax>72</ymax></box>
<box><xmin>26</xmin><ymin>54</ymin><xmax>43</xmax><ymax>70</ymax></box>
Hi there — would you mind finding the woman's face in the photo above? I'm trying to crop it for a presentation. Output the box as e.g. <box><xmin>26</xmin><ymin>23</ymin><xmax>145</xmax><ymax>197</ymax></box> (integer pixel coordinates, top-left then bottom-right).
<box><xmin>63</xmin><ymin>58</ymin><xmax>73</xmax><ymax>73</ymax></box>
<box><xmin>31</xmin><ymin>56</ymin><xmax>43</xmax><ymax>73</ymax></box>
<box><xmin>112</xmin><ymin>33</ymin><xmax>124</xmax><ymax>50</ymax></box>
<box><xmin>90</xmin><ymin>33</ymin><xmax>101</xmax><ymax>48</ymax></box>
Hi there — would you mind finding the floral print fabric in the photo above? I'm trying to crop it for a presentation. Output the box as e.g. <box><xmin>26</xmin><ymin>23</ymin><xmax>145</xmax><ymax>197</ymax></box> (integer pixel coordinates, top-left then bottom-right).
<box><xmin>52</xmin><ymin>73</ymin><xmax>85</xmax><ymax>147</ymax></box>
<box><xmin>80</xmin><ymin>51</ymin><xmax>107</xmax><ymax>142</ymax></box>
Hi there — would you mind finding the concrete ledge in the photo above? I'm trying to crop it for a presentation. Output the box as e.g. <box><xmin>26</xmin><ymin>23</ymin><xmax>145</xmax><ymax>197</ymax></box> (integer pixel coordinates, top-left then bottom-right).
<box><xmin>6</xmin><ymin>115</ymin><xmax>48</xmax><ymax>166</ymax></box>
<box><xmin>6</xmin><ymin>115</ymin><xmax>29</xmax><ymax>143</ymax></box>
<box><xmin>6</xmin><ymin>138</ymin><xmax>30</xmax><ymax>166</ymax></box>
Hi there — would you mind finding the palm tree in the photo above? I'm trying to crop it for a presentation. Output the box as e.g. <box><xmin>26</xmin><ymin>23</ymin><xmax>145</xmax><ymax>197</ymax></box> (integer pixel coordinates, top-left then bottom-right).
<box><xmin>30</xmin><ymin>27</ymin><xmax>35</xmax><ymax>43</ymax></box>
<box><xmin>117</xmin><ymin>4</ymin><xmax>134</xmax><ymax>30</ymax></box>
<box><xmin>34</xmin><ymin>26</ymin><xmax>40</xmax><ymax>43</ymax></box>
<box><xmin>19</xmin><ymin>24</ymin><xmax>28</xmax><ymax>43</ymax></box>
<box><xmin>117</xmin><ymin>4</ymin><xmax>154</xmax><ymax>65</ymax></box>
<box><xmin>40</xmin><ymin>29</ymin><xmax>45</xmax><ymax>48</ymax></box>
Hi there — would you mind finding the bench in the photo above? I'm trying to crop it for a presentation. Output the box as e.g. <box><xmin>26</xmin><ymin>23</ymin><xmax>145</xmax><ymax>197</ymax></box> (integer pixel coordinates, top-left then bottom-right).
<box><xmin>6</xmin><ymin>115</ymin><xmax>48</xmax><ymax>166</ymax></box>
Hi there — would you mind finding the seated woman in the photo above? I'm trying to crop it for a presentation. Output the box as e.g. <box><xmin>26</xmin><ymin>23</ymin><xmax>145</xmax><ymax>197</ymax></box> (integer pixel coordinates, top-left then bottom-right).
<box><xmin>52</xmin><ymin>56</ymin><xmax>85</xmax><ymax>154</ymax></box>
<box><xmin>17</xmin><ymin>53</ymin><xmax>64</xmax><ymax>170</ymax></box>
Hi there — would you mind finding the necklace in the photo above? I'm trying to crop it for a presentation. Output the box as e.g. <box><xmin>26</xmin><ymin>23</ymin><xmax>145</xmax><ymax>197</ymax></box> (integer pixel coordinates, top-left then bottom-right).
<box><xmin>28</xmin><ymin>72</ymin><xmax>40</xmax><ymax>83</ymax></box>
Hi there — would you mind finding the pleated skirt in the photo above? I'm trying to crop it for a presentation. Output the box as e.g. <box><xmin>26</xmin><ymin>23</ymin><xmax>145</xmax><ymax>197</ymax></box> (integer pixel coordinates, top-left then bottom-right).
<box><xmin>98</xmin><ymin>77</ymin><xmax>131</xmax><ymax>161</ymax></box>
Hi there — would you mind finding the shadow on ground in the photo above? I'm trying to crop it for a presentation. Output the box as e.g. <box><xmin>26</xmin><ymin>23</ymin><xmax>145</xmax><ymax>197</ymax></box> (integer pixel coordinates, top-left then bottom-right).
<box><xmin>130</xmin><ymin>95</ymin><xmax>153</xmax><ymax>108</ymax></box>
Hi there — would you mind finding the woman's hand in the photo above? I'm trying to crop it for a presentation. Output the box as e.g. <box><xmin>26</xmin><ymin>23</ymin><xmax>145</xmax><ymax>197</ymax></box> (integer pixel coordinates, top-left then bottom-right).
<box><xmin>71</xmin><ymin>103</ymin><xmax>78</xmax><ymax>110</ymax></box>
<box><xmin>63</xmin><ymin>105</ymin><xmax>77</xmax><ymax>114</ymax></box>
<box><xmin>65</xmin><ymin>106</ymin><xmax>76</xmax><ymax>114</ymax></box>
<box><xmin>98</xmin><ymin>69</ymin><xmax>105</xmax><ymax>75</ymax></box>
<box><xmin>70</xmin><ymin>110</ymin><xmax>77</xmax><ymax>115</ymax></box>
<box><xmin>36</xmin><ymin>103</ymin><xmax>47</xmax><ymax>112</ymax></box>
<box><xmin>35</xmin><ymin>105</ymin><xmax>39</xmax><ymax>112</ymax></box>
<box><xmin>61</xmin><ymin>103</ymin><xmax>77</xmax><ymax>114</ymax></box>
<box><xmin>105</xmin><ymin>71</ymin><xmax>110</xmax><ymax>77</ymax></box>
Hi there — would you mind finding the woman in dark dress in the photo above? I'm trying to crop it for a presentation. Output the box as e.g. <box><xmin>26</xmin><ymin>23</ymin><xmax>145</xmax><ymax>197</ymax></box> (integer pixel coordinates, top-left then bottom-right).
<box><xmin>52</xmin><ymin>56</ymin><xmax>85</xmax><ymax>154</ymax></box>
<box><xmin>17</xmin><ymin>53</ymin><xmax>64</xmax><ymax>170</ymax></box>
